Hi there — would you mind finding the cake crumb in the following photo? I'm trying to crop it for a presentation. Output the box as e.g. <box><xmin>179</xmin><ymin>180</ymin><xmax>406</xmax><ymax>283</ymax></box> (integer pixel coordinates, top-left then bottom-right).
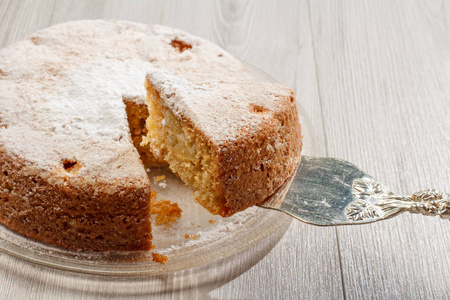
<box><xmin>209</xmin><ymin>220</ymin><xmax>216</xmax><ymax>224</ymax></box>
<box><xmin>151</xmin><ymin>252</ymin><xmax>168</xmax><ymax>264</ymax></box>
<box><xmin>184</xmin><ymin>234</ymin><xmax>201</xmax><ymax>240</ymax></box>
<box><xmin>151</xmin><ymin>198</ymin><xmax>182</xmax><ymax>226</ymax></box>
<box><xmin>154</xmin><ymin>175</ymin><xmax>166</xmax><ymax>183</ymax></box>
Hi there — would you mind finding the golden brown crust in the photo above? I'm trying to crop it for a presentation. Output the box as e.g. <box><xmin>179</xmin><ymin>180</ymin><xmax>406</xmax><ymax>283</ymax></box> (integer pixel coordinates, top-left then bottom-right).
<box><xmin>0</xmin><ymin>150</ymin><xmax>153</xmax><ymax>251</ymax></box>
<box><xmin>214</xmin><ymin>91</ymin><xmax>302</xmax><ymax>216</ymax></box>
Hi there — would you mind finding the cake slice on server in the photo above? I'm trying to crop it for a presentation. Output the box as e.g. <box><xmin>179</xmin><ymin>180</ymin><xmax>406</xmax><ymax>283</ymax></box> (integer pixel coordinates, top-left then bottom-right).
<box><xmin>144</xmin><ymin>70</ymin><xmax>303</xmax><ymax>217</ymax></box>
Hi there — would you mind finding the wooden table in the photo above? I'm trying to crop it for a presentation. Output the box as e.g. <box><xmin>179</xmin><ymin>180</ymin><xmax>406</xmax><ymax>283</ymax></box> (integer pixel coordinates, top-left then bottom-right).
<box><xmin>1</xmin><ymin>1</ymin><xmax>449</xmax><ymax>299</ymax></box>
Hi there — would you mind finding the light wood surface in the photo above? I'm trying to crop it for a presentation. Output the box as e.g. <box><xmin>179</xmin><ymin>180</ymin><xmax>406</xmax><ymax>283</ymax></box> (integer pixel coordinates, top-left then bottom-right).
<box><xmin>1</xmin><ymin>0</ymin><xmax>449</xmax><ymax>299</ymax></box>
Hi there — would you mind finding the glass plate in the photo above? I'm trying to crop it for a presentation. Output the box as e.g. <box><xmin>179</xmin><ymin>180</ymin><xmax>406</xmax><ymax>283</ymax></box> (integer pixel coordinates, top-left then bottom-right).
<box><xmin>0</xmin><ymin>62</ymin><xmax>315</xmax><ymax>276</ymax></box>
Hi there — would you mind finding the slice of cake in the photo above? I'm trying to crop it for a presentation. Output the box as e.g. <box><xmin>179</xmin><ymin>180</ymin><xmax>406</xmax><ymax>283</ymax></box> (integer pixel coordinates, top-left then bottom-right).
<box><xmin>144</xmin><ymin>70</ymin><xmax>302</xmax><ymax>217</ymax></box>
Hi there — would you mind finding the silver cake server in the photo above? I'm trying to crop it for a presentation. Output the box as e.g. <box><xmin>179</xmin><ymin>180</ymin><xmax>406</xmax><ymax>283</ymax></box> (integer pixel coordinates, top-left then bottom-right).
<box><xmin>259</xmin><ymin>156</ymin><xmax>450</xmax><ymax>225</ymax></box>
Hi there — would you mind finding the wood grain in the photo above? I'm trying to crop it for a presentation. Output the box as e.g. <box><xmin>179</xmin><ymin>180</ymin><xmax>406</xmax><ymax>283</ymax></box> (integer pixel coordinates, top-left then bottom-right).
<box><xmin>309</xmin><ymin>0</ymin><xmax>450</xmax><ymax>299</ymax></box>
<box><xmin>1</xmin><ymin>0</ymin><xmax>449</xmax><ymax>299</ymax></box>
<box><xmin>0</xmin><ymin>0</ymin><xmax>54</xmax><ymax>47</ymax></box>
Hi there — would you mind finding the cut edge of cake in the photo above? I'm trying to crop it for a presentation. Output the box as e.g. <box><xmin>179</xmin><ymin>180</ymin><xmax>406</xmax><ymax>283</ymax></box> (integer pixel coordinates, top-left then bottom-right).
<box><xmin>123</xmin><ymin>96</ymin><xmax>168</xmax><ymax>167</ymax></box>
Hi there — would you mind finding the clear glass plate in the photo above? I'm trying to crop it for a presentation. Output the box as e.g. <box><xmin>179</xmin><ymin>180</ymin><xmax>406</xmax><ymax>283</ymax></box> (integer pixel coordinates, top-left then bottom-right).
<box><xmin>0</xmin><ymin>62</ymin><xmax>315</xmax><ymax>276</ymax></box>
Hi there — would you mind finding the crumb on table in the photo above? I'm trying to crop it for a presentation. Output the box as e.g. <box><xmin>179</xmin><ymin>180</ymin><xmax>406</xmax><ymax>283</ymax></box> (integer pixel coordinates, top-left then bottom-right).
<box><xmin>151</xmin><ymin>252</ymin><xmax>168</xmax><ymax>264</ymax></box>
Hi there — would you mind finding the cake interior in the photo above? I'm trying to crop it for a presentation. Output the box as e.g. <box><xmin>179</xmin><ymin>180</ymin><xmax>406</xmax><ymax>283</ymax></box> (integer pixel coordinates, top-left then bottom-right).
<box><xmin>143</xmin><ymin>80</ymin><xmax>227</xmax><ymax>216</ymax></box>
<box><xmin>123</xmin><ymin>97</ymin><xmax>167</xmax><ymax>167</ymax></box>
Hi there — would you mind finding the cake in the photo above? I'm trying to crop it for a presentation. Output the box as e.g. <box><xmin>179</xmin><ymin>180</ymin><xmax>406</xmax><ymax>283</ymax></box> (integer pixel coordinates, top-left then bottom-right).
<box><xmin>144</xmin><ymin>70</ymin><xmax>302</xmax><ymax>216</ymax></box>
<box><xmin>0</xmin><ymin>20</ymin><xmax>254</xmax><ymax>251</ymax></box>
<box><xmin>0</xmin><ymin>20</ymin><xmax>301</xmax><ymax>251</ymax></box>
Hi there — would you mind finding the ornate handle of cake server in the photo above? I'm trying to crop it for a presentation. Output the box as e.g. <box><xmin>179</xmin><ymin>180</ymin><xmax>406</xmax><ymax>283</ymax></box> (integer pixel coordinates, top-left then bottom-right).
<box><xmin>405</xmin><ymin>190</ymin><xmax>450</xmax><ymax>219</ymax></box>
<box><xmin>345</xmin><ymin>178</ymin><xmax>450</xmax><ymax>222</ymax></box>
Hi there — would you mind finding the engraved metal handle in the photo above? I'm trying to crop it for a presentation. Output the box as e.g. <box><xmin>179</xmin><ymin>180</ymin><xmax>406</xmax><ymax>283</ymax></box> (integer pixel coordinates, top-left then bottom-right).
<box><xmin>409</xmin><ymin>190</ymin><xmax>450</xmax><ymax>219</ymax></box>
<box><xmin>346</xmin><ymin>178</ymin><xmax>450</xmax><ymax>222</ymax></box>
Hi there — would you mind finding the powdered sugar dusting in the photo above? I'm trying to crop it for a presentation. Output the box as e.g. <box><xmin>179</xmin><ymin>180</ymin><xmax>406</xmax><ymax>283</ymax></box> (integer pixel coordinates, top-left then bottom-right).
<box><xmin>147</xmin><ymin>70</ymin><xmax>294</xmax><ymax>143</ymax></box>
<box><xmin>43</xmin><ymin>59</ymin><xmax>150</xmax><ymax>142</ymax></box>
<box><xmin>0</xmin><ymin>20</ymin><xmax>252</xmax><ymax>180</ymax></box>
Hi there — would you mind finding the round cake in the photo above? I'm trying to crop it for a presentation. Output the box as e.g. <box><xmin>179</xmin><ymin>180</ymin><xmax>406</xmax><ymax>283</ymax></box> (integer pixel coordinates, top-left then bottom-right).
<box><xmin>0</xmin><ymin>20</ymin><xmax>302</xmax><ymax>251</ymax></box>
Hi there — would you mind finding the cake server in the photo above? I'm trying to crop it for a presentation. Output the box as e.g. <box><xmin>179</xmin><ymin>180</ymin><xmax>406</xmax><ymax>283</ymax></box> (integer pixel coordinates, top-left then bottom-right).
<box><xmin>259</xmin><ymin>156</ymin><xmax>450</xmax><ymax>225</ymax></box>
